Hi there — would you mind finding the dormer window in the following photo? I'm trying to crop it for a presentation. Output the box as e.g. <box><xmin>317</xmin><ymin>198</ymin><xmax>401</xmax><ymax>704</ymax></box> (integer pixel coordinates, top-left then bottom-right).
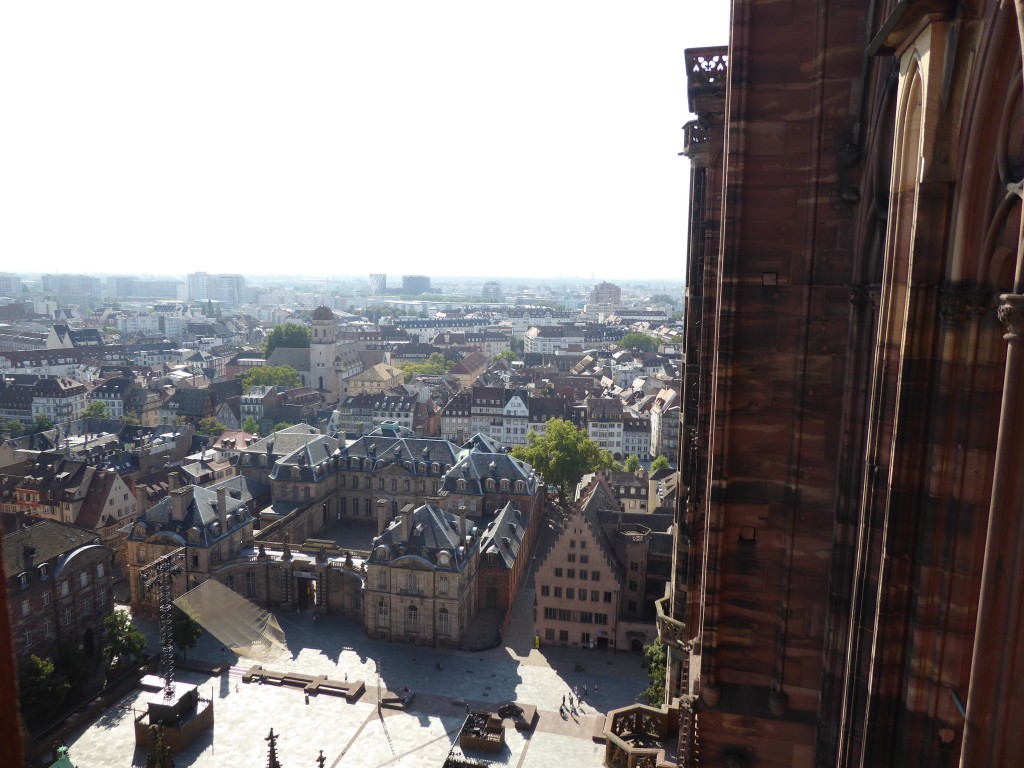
<box><xmin>457</xmin><ymin>479</ymin><xmax>467</xmax><ymax>491</ymax></box>
<box><xmin>486</xmin><ymin>479</ymin><xmax>496</xmax><ymax>492</ymax></box>
<box><xmin>38</xmin><ymin>563</ymin><xmax>48</xmax><ymax>579</ymax></box>
<box><xmin>500</xmin><ymin>479</ymin><xmax>509</xmax><ymax>491</ymax></box>
<box><xmin>515</xmin><ymin>481</ymin><xmax>524</xmax><ymax>493</ymax></box>
<box><xmin>17</xmin><ymin>573</ymin><xmax>28</xmax><ymax>588</ymax></box>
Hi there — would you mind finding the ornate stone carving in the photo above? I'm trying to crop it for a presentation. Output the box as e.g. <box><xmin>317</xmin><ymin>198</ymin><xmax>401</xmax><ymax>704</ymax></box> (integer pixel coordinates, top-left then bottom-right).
<box><xmin>682</xmin><ymin>120</ymin><xmax>710</xmax><ymax>158</ymax></box>
<box><xmin>998</xmin><ymin>294</ymin><xmax>1024</xmax><ymax>340</ymax></box>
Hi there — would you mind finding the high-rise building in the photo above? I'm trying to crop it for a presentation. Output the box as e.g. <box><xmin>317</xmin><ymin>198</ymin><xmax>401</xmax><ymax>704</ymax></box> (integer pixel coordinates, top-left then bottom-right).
<box><xmin>187</xmin><ymin>272</ymin><xmax>246</xmax><ymax>306</ymax></box>
<box><xmin>0</xmin><ymin>273</ymin><xmax>22</xmax><ymax>296</ymax></box>
<box><xmin>40</xmin><ymin>274</ymin><xmax>102</xmax><ymax>300</ymax></box>
<box><xmin>370</xmin><ymin>273</ymin><xmax>387</xmax><ymax>295</ymax></box>
<box><xmin>481</xmin><ymin>281</ymin><xmax>502</xmax><ymax>302</ymax></box>
<box><xmin>401</xmin><ymin>275</ymin><xmax>431</xmax><ymax>295</ymax></box>
<box><xmin>665</xmin><ymin>4</ymin><xmax>1024</xmax><ymax>767</ymax></box>
<box><xmin>588</xmin><ymin>282</ymin><xmax>621</xmax><ymax>305</ymax></box>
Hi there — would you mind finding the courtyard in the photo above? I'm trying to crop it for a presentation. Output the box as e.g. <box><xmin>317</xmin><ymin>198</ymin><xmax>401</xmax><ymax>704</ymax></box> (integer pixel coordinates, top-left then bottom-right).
<box><xmin>64</xmin><ymin>573</ymin><xmax>647</xmax><ymax>766</ymax></box>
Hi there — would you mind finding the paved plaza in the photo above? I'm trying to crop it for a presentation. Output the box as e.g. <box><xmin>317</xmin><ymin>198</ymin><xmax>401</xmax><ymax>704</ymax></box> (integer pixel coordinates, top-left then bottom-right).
<box><xmin>65</xmin><ymin>584</ymin><xmax>646</xmax><ymax>766</ymax></box>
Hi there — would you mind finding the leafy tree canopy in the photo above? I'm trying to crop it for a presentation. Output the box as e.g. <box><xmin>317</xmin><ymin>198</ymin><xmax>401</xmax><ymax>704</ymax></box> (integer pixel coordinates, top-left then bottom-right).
<box><xmin>264</xmin><ymin>323</ymin><xmax>310</xmax><ymax>358</ymax></box>
<box><xmin>511</xmin><ymin>418</ymin><xmax>615</xmax><ymax>507</ymax></box>
<box><xmin>637</xmin><ymin>638</ymin><xmax>666</xmax><ymax>705</ymax></box>
<box><xmin>241</xmin><ymin>365</ymin><xmax>301</xmax><ymax>391</ymax></box>
<box><xmin>273</xmin><ymin>422</ymin><xmax>294</xmax><ymax>432</ymax></box>
<box><xmin>616</xmin><ymin>333</ymin><xmax>660</xmax><ymax>353</ymax></box>
<box><xmin>102</xmin><ymin>610</ymin><xmax>147</xmax><ymax>678</ymax></box>
<box><xmin>650</xmin><ymin>454</ymin><xmax>671</xmax><ymax>472</ymax></box>
<box><xmin>19</xmin><ymin>654</ymin><xmax>69</xmax><ymax>729</ymax></box>
<box><xmin>241</xmin><ymin>416</ymin><xmax>259</xmax><ymax>435</ymax></box>
<box><xmin>650</xmin><ymin>293</ymin><xmax>676</xmax><ymax>305</ymax></box>
<box><xmin>32</xmin><ymin>414</ymin><xmax>54</xmax><ymax>433</ymax></box>
<box><xmin>196</xmin><ymin>417</ymin><xmax>228</xmax><ymax>436</ymax></box>
<box><xmin>624</xmin><ymin>455</ymin><xmax>642</xmax><ymax>473</ymax></box>
<box><xmin>493</xmin><ymin>350</ymin><xmax>520</xmax><ymax>363</ymax></box>
<box><xmin>83</xmin><ymin>400</ymin><xmax>110</xmax><ymax>419</ymax></box>
<box><xmin>398</xmin><ymin>353</ymin><xmax>453</xmax><ymax>377</ymax></box>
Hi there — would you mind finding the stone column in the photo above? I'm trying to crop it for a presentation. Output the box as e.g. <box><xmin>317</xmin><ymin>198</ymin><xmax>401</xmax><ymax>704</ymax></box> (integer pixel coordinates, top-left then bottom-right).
<box><xmin>960</xmin><ymin>293</ymin><xmax>1024</xmax><ymax>766</ymax></box>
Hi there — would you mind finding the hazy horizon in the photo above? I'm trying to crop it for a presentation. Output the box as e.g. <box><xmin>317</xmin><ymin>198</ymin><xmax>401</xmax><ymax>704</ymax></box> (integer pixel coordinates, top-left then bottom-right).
<box><xmin>1</xmin><ymin>2</ymin><xmax>730</xmax><ymax>280</ymax></box>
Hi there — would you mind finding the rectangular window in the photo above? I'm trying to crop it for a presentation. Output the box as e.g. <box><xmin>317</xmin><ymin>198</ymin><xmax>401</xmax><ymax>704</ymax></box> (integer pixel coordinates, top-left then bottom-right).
<box><xmin>595</xmin><ymin>613</ymin><xmax>608</xmax><ymax>625</ymax></box>
<box><xmin>79</xmin><ymin>571</ymin><xmax>88</xmax><ymax>588</ymax></box>
<box><xmin>60</xmin><ymin>580</ymin><xmax>70</xmax><ymax>597</ymax></box>
<box><xmin>245</xmin><ymin>572</ymin><xmax>257</xmax><ymax>598</ymax></box>
<box><xmin>580</xmin><ymin>611</ymin><xmax>593</xmax><ymax>623</ymax></box>
<box><xmin>98</xmin><ymin>589</ymin><xmax>106</xmax><ymax>606</ymax></box>
<box><xmin>629</xmin><ymin>580</ymin><xmax>638</xmax><ymax>592</ymax></box>
<box><xmin>97</xmin><ymin>563</ymin><xmax>105</xmax><ymax>579</ymax></box>
<box><xmin>559</xmin><ymin>630</ymin><xmax>569</xmax><ymax>642</ymax></box>
<box><xmin>630</xmin><ymin>561</ymin><xmax>639</xmax><ymax>572</ymax></box>
<box><xmin>554</xmin><ymin>587</ymin><xmax>562</xmax><ymax>598</ymax></box>
<box><xmin>554</xmin><ymin>568</ymin><xmax>563</xmax><ymax>578</ymax></box>
<box><xmin>62</xmin><ymin>606</ymin><xmax>73</xmax><ymax>627</ymax></box>
<box><xmin>23</xmin><ymin>628</ymin><xmax>32</xmax><ymax>646</ymax></box>
<box><xmin>439</xmin><ymin>575</ymin><xmax>449</xmax><ymax>596</ymax></box>
<box><xmin>591</xmin><ymin>590</ymin><xmax>600</xmax><ymax>602</ymax></box>
<box><xmin>569</xmin><ymin>540</ymin><xmax>575</xmax><ymax>549</ymax></box>
<box><xmin>579</xmin><ymin>555</ymin><xmax>588</xmax><ymax>564</ymax></box>
<box><xmin>557</xmin><ymin>609</ymin><xmax>571</xmax><ymax>621</ymax></box>
<box><xmin>603</xmin><ymin>591</ymin><xmax>613</xmax><ymax>603</ymax></box>
<box><xmin>543</xmin><ymin>607</ymin><xmax>556</xmax><ymax>620</ymax></box>
<box><xmin>540</xmin><ymin>585</ymin><xmax>550</xmax><ymax>597</ymax></box>
<box><xmin>580</xmin><ymin>570</ymin><xmax>588</xmax><ymax>581</ymax></box>
<box><xmin>21</xmin><ymin>599</ymin><xmax>29</xmax><ymax>617</ymax></box>
<box><xmin>82</xmin><ymin>597</ymin><xmax>91</xmax><ymax>615</ymax></box>
<box><xmin>567</xmin><ymin>569</ymin><xmax>575</xmax><ymax>578</ymax></box>
<box><xmin>566</xmin><ymin>588</ymin><xmax>574</xmax><ymax>600</ymax></box>
<box><xmin>545</xmin><ymin>628</ymin><xmax>555</xmax><ymax>641</ymax></box>
<box><xmin>592</xmin><ymin>571</ymin><xmax>600</xmax><ymax>581</ymax></box>
<box><xmin>567</xmin><ymin>553</ymin><xmax>576</xmax><ymax>563</ymax></box>
<box><xmin>42</xmin><ymin>592</ymin><xmax>50</xmax><ymax>607</ymax></box>
<box><xmin>44</xmin><ymin>617</ymin><xmax>54</xmax><ymax>638</ymax></box>
<box><xmin>582</xmin><ymin>631</ymin><xmax>590</xmax><ymax>645</ymax></box>
<box><xmin>580</xmin><ymin>541</ymin><xmax>586</xmax><ymax>550</ymax></box>
<box><xmin>579</xmin><ymin>590</ymin><xmax>587</xmax><ymax>601</ymax></box>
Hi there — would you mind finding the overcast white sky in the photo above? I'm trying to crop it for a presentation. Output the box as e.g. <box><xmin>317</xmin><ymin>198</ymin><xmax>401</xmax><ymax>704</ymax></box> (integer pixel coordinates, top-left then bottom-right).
<box><xmin>1</xmin><ymin>2</ymin><xmax>729</xmax><ymax>281</ymax></box>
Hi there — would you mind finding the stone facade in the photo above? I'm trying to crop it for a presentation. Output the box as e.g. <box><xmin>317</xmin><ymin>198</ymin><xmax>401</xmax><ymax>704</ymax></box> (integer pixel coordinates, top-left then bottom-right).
<box><xmin>668</xmin><ymin>4</ymin><xmax>1024</xmax><ymax>767</ymax></box>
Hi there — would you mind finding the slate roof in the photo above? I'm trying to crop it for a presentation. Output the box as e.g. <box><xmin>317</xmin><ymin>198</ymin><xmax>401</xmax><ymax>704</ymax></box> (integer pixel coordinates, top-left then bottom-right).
<box><xmin>3</xmin><ymin>520</ymin><xmax>99</xmax><ymax>579</ymax></box>
<box><xmin>268</xmin><ymin>433</ymin><xmax>341</xmax><ymax>482</ymax></box>
<box><xmin>441</xmin><ymin>451</ymin><xmax>539</xmax><ymax>497</ymax></box>
<box><xmin>129</xmin><ymin>486</ymin><xmax>251</xmax><ymax>548</ymax></box>
<box><xmin>341</xmin><ymin>435</ymin><xmax>460</xmax><ymax>469</ymax></box>
<box><xmin>73</xmin><ymin>469</ymin><xmax>120</xmax><ymax>530</ymax></box>
<box><xmin>238</xmin><ymin>423</ymin><xmax>323</xmax><ymax>460</ymax></box>
<box><xmin>266</xmin><ymin>347</ymin><xmax>310</xmax><ymax>372</ymax></box>
<box><xmin>368</xmin><ymin>503</ymin><xmax>469</xmax><ymax>570</ymax></box>
<box><xmin>478</xmin><ymin>502</ymin><xmax>529</xmax><ymax>569</ymax></box>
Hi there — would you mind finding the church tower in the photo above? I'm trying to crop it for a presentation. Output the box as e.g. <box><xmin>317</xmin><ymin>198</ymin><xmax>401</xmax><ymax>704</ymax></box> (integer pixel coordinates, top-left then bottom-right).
<box><xmin>309</xmin><ymin>305</ymin><xmax>338</xmax><ymax>400</ymax></box>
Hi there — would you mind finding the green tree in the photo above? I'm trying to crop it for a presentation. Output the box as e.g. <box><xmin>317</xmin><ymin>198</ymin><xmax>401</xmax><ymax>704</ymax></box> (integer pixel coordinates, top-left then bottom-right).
<box><xmin>196</xmin><ymin>417</ymin><xmax>228</xmax><ymax>436</ymax></box>
<box><xmin>624</xmin><ymin>455</ymin><xmax>642</xmax><ymax>473</ymax></box>
<box><xmin>83</xmin><ymin>400</ymin><xmax>110</xmax><ymax>419</ymax></box>
<box><xmin>493</xmin><ymin>350</ymin><xmax>520</xmax><ymax>363</ymax></box>
<box><xmin>398</xmin><ymin>352</ymin><xmax>452</xmax><ymax>377</ymax></box>
<box><xmin>273</xmin><ymin>421</ymin><xmax>294</xmax><ymax>432</ymax></box>
<box><xmin>32</xmin><ymin>414</ymin><xmax>54</xmax><ymax>433</ymax></box>
<box><xmin>0</xmin><ymin>418</ymin><xmax>25</xmax><ymax>437</ymax></box>
<box><xmin>650</xmin><ymin>455</ymin><xmax>671</xmax><ymax>472</ymax></box>
<box><xmin>242</xmin><ymin>416</ymin><xmax>259</xmax><ymax>434</ymax></box>
<box><xmin>264</xmin><ymin>323</ymin><xmax>311</xmax><ymax>358</ymax></box>
<box><xmin>146</xmin><ymin>724</ymin><xmax>176</xmax><ymax>768</ymax></box>
<box><xmin>617</xmin><ymin>333</ymin><xmax>660</xmax><ymax>353</ymax></box>
<box><xmin>170</xmin><ymin>607</ymin><xmax>203</xmax><ymax>661</ymax></box>
<box><xmin>511</xmin><ymin>418</ymin><xmax>615</xmax><ymax>507</ymax></box>
<box><xmin>121</xmin><ymin>413</ymin><xmax>141</xmax><ymax>425</ymax></box>
<box><xmin>241</xmin><ymin>365</ymin><xmax>301</xmax><ymax>391</ymax></box>
<box><xmin>102</xmin><ymin>610</ymin><xmax>147</xmax><ymax>678</ymax></box>
<box><xmin>650</xmin><ymin>294</ymin><xmax>676</xmax><ymax>305</ymax></box>
<box><xmin>637</xmin><ymin>638</ymin><xmax>666</xmax><ymax>705</ymax></box>
<box><xmin>19</xmin><ymin>654</ymin><xmax>69</xmax><ymax>729</ymax></box>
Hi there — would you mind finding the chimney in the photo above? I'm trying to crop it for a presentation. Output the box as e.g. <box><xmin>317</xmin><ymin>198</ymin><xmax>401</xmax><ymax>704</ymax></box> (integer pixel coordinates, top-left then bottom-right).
<box><xmin>217</xmin><ymin>486</ymin><xmax>228</xmax><ymax>531</ymax></box>
<box><xmin>168</xmin><ymin>471</ymin><xmax>178</xmax><ymax>491</ymax></box>
<box><xmin>400</xmin><ymin>503</ymin><xmax>415</xmax><ymax>542</ymax></box>
<box><xmin>458</xmin><ymin>505</ymin><xmax>467</xmax><ymax>541</ymax></box>
<box><xmin>170</xmin><ymin>486</ymin><xmax>190</xmax><ymax>521</ymax></box>
<box><xmin>377</xmin><ymin>498</ymin><xmax>388</xmax><ymax>536</ymax></box>
<box><xmin>22</xmin><ymin>546</ymin><xmax>35</xmax><ymax>571</ymax></box>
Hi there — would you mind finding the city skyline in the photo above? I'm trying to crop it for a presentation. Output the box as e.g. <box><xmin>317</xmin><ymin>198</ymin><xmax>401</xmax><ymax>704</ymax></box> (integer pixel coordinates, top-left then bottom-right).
<box><xmin>0</xmin><ymin>2</ymin><xmax>730</xmax><ymax>280</ymax></box>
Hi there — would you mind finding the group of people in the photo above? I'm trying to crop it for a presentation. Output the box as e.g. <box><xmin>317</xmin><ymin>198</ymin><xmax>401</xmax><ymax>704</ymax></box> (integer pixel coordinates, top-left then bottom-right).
<box><xmin>559</xmin><ymin>684</ymin><xmax>590</xmax><ymax>719</ymax></box>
